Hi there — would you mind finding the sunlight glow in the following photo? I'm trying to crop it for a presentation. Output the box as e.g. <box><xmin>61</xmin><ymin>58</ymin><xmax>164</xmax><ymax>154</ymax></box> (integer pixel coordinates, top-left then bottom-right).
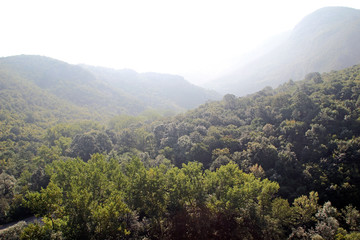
<box><xmin>1</xmin><ymin>0</ymin><xmax>360</xmax><ymax>84</ymax></box>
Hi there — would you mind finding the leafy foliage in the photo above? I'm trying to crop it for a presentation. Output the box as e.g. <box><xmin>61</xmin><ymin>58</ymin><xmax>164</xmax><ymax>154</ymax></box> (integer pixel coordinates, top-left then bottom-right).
<box><xmin>1</xmin><ymin>62</ymin><xmax>360</xmax><ymax>238</ymax></box>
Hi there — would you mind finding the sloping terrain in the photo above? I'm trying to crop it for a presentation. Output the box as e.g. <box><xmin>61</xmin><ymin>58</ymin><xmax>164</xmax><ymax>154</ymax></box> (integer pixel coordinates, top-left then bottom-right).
<box><xmin>83</xmin><ymin>65</ymin><xmax>220</xmax><ymax>111</ymax></box>
<box><xmin>1</xmin><ymin>63</ymin><xmax>360</xmax><ymax>239</ymax></box>
<box><xmin>0</xmin><ymin>55</ymin><xmax>220</xmax><ymax>120</ymax></box>
<box><xmin>214</xmin><ymin>7</ymin><xmax>360</xmax><ymax>96</ymax></box>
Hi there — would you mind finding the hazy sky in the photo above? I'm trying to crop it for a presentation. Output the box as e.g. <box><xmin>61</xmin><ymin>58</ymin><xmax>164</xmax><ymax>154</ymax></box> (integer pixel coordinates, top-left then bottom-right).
<box><xmin>1</xmin><ymin>0</ymin><xmax>360</xmax><ymax>85</ymax></box>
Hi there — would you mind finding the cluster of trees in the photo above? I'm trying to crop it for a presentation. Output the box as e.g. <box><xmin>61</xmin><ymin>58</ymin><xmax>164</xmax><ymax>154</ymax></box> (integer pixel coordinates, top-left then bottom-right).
<box><xmin>144</xmin><ymin>67</ymin><xmax>360</xmax><ymax>208</ymax></box>
<box><xmin>1</xmin><ymin>64</ymin><xmax>360</xmax><ymax>239</ymax></box>
<box><xmin>2</xmin><ymin>154</ymin><xmax>360</xmax><ymax>239</ymax></box>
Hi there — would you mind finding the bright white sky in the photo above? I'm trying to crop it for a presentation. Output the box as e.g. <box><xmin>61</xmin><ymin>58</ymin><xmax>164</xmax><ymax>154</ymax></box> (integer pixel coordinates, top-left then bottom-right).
<box><xmin>1</xmin><ymin>0</ymin><xmax>360</xmax><ymax>85</ymax></box>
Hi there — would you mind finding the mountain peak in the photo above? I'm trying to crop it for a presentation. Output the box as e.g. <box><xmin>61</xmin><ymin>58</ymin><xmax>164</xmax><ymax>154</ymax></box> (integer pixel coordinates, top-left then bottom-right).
<box><xmin>214</xmin><ymin>7</ymin><xmax>360</xmax><ymax>96</ymax></box>
<box><xmin>291</xmin><ymin>6</ymin><xmax>360</xmax><ymax>39</ymax></box>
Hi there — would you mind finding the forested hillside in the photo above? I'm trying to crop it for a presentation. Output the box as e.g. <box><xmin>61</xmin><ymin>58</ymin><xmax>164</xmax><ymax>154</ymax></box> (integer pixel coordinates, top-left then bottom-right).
<box><xmin>1</xmin><ymin>65</ymin><xmax>360</xmax><ymax>239</ymax></box>
<box><xmin>83</xmin><ymin>65</ymin><xmax>220</xmax><ymax>110</ymax></box>
<box><xmin>0</xmin><ymin>55</ymin><xmax>220</xmax><ymax>119</ymax></box>
<box><xmin>214</xmin><ymin>7</ymin><xmax>360</xmax><ymax>96</ymax></box>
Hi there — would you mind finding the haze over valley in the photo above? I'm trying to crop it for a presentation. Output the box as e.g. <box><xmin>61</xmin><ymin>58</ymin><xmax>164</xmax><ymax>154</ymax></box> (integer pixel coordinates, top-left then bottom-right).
<box><xmin>212</xmin><ymin>6</ymin><xmax>360</xmax><ymax>95</ymax></box>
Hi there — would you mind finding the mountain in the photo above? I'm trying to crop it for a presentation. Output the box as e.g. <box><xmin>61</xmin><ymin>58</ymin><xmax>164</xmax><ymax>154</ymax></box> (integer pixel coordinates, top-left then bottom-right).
<box><xmin>213</xmin><ymin>7</ymin><xmax>360</xmax><ymax>96</ymax></box>
<box><xmin>0</xmin><ymin>60</ymin><xmax>93</xmax><ymax>124</ymax></box>
<box><xmin>2</xmin><ymin>60</ymin><xmax>360</xmax><ymax>239</ymax></box>
<box><xmin>0</xmin><ymin>55</ymin><xmax>220</xmax><ymax>120</ymax></box>
<box><xmin>82</xmin><ymin>65</ymin><xmax>220</xmax><ymax>111</ymax></box>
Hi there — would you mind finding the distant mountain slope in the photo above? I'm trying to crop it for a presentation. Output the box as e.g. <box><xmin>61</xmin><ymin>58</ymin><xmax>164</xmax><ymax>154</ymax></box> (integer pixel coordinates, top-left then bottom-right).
<box><xmin>214</xmin><ymin>7</ymin><xmax>360</xmax><ymax>96</ymax></box>
<box><xmin>0</xmin><ymin>55</ymin><xmax>220</xmax><ymax>120</ymax></box>
<box><xmin>83</xmin><ymin>65</ymin><xmax>221</xmax><ymax>110</ymax></box>
<box><xmin>0</xmin><ymin>55</ymin><xmax>145</xmax><ymax>118</ymax></box>
<box><xmin>0</xmin><ymin>64</ymin><xmax>94</xmax><ymax>143</ymax></box>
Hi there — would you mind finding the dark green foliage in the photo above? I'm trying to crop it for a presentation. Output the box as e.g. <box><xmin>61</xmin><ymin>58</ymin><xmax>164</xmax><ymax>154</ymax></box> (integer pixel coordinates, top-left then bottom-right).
<box><xmin>0</xmin><ymin>173</ymin><xmax>16</xmax><ymax>222</ymax></box>
<box><xmin>150</xmin><ymin>65</ymin><xmax>360</xmax><ymax>208</ymax></box>
<box><xmin>21</xmin><ymin>156</ymin><xmax>360</xmax><ymax>239</ymax></box>
<box><xmin>2</xmin><ymin>60</ymin><xmax>360</xmax><ymax>238</ymax></box>
<box><xmin>68</xmin><ymin>131</ymin><xmax>113</xmax><ymax>161</ymax></box>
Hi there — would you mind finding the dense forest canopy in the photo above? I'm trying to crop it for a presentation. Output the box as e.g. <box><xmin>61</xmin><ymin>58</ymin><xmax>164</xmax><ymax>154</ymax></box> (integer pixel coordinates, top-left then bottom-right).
<box><xmin>1</xmin><ymin>62</ymin><xmax>360</xmax><ymax>239</ymax></box>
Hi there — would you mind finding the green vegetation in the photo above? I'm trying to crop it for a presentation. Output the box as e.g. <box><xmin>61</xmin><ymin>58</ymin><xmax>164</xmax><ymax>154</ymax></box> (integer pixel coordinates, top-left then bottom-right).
<box><xmin>0</xmin><ymin>55</ymin><xmax>220</xmax><ymax>119</ymax></box>
<box><xmin>1</xmin><ymin>62</ymin><xmax>360</xmax><ymax>239</ymax></box>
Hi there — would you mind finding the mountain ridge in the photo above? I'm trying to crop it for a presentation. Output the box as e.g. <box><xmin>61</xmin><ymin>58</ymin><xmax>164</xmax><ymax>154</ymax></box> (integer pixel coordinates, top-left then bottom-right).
<box><xmin>213</xmin><ymin>6</ymin><xmax>360</xmax><ymax>96</ymax></box>
<box><xmin>0</xmin><ymin>55</ymin><xmax>221</xmax><ymax>120</ymax></box>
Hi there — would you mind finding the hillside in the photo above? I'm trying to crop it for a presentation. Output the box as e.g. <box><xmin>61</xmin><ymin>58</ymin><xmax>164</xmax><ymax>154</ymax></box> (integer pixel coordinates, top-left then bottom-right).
<box><xmin>1</xmin><ymin>64</ymin><xmax>360</xmax><ymax>239</ymax></box>
<box><xmin>0</xmin><ymin>55</ymin><xmax>220</xmax><ymax>120</ymax></box>
<box><xmin>147</xmin><ymin>65</ymin><xmax>360</xmax><ymax>207</ymax></box>
<box><xmin>83</xmin><ymin>65</ymin><xmax>220</xmax><ymax>110</ymax></box>
<box><xmin>213</xmin><ymin>7</ymin><xmax>360</xmax><ymax>96</ymax></box>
